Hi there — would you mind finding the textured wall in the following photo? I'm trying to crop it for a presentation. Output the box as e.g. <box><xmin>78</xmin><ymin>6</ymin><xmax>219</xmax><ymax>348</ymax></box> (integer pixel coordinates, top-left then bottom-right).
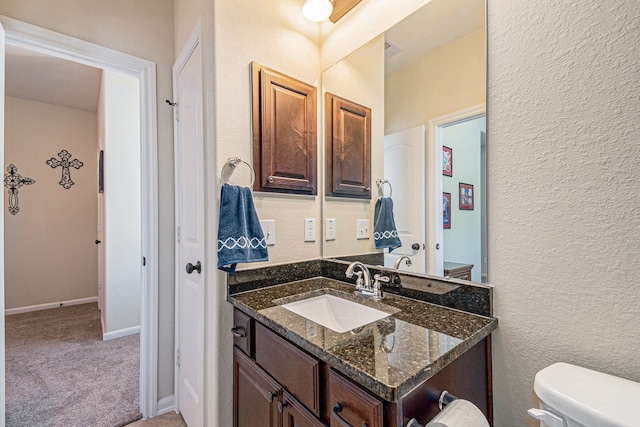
<box><xmin>488</xmin><ymin>1</ymin><xmax>640</xmax><ymax>425</ymax></box>
<box><xmin>4</xmin><ymin>97</ymin><xmax>98</xmax><ymax>309</ymax></box>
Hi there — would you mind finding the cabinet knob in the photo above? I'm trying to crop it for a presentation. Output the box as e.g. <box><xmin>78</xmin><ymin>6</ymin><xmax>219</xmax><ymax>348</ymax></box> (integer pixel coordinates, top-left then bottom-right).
<box><xmin>230</xmin><ymin>326</ymin><xmax>246</xmax><ymax>338</ymax></box>
<box><xmin>277</xmin><ymin>400</ymin><xmax>289</xmax><ymax>413</ymax></box>
<box><xmin>267</xmin><ymin>175</ymin><xmax>274</xmax><ymax>183</ymax></box>
<box><xmin>266</xmin><ymin>391</ymin><xmax>275</xmax><ymax>402</ymax></box>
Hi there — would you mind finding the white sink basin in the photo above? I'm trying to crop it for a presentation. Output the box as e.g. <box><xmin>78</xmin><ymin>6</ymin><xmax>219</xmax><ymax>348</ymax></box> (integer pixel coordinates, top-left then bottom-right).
<box><xmin>280</xmin><ymin>294</ymin><xmax>391</xmax><ymax>333</ymax></box>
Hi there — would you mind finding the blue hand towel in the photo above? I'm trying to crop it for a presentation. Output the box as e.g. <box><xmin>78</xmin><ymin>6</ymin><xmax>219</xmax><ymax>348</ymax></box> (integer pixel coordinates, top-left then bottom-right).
<box><xmin>373</xmin><ymin>197</ymin><xmax>402</xmax><ymax>252</ymax></box>
<box><xmin>217</xmin><ymin>183</ymin><xmax>268</xmax><ymax>273</ymax></box>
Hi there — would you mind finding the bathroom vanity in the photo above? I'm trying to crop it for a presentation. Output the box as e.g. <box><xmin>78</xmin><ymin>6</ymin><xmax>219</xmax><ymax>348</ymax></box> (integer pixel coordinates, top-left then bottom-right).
<box><xmin>228</xmin><ymin>260</ymin><xmax>497</xmax><ymax>426</ymax></box>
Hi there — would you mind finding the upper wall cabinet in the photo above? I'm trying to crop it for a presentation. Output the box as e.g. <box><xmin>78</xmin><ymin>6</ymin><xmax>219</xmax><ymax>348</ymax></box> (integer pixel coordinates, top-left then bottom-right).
<box><xmin>251</xmin><ymin>62</ymin><xmax>317</xmax><ymax>195</ymax></box>
<box><xmin>325</xmin><ymin>92</ymin><xmax>372</xmax><ymax>199</ymax></box>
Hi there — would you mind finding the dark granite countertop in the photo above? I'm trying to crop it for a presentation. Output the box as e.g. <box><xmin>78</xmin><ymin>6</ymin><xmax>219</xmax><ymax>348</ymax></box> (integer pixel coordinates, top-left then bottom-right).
<box><xmin>228</xmin><ymin>276</ymin><xmax>497</xmax><ymax>402</ymax></box>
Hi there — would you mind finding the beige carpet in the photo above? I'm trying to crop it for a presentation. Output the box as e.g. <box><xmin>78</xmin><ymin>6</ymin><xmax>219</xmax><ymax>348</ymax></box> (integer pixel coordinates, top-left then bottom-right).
<box><xmin>5</xmin><ymin>303</ymin><xmax>141</xmax><ymax>427</ymax></box>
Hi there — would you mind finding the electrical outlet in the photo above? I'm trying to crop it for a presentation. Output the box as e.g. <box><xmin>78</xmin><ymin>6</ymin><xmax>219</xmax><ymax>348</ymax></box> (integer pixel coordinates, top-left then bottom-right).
<box><xmin>304</xmin><ymin>218</ymin><xmax>316</xmax><ymax>242</ymax></box>
<box><xmin>325</xmin><ymin>218</ymin><xmax>336</xmax><ymax>241</ymax></box>
<box><xmin>260</xmin><ymin>220</ymin><xmax>276</xmax><ymax>246</ymax></box>
<box><xmin>356</xmin><ymin>219</ymin><xmax>369</xmax><ymax>240</ymax></box>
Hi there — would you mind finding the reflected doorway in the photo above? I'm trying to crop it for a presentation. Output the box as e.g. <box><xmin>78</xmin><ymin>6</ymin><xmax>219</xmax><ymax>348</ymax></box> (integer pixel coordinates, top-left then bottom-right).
<box><xmin>433</xmin><ymin>111</ymin><xmax>487</xmax><ymax>283</ymax></box>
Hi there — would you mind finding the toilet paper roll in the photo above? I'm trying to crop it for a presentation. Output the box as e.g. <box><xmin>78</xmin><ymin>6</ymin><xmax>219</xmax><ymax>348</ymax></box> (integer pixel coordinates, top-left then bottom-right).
<box><xmin>426</xmin><ymin>399</ymin><xmax>489</xmax><ymax>427</ymax></box>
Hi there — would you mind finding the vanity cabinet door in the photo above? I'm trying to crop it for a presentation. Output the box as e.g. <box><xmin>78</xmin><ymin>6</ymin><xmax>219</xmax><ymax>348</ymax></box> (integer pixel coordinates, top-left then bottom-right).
<box><xmin>234</xmin><ymin>347</ymin><xmax>281</xmax><ymax>427</ymax></box>
<box><xmin>255</xmin><ymin>322</ymin><xmax>321</xmax><ymax>416</ymax></box>
<box><xmin>329</xmin><ymin>369</ymin><xmax>384</xmax><ymax>427</ymax></box>
<box><xmin>281</xmin><ymin>391</ymin><xmax>326</xmax><ymax>427</ymax></box>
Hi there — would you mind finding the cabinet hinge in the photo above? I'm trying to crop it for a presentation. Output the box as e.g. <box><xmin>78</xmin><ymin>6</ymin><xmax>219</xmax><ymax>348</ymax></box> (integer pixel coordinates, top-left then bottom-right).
<box><xmin>177</xmin><ymin>226</ymin><xmax>181</xmax><ymax>243</ymax></box>
<box><xmin>176</xmin><ymin>348</ymin><xmax>181</xmax><ymax>368</ymax></box>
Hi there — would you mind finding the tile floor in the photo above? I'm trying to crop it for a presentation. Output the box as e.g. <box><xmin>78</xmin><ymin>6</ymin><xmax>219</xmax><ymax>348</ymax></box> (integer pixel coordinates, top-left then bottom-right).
<box><xmin>126</xmin><ymin>412</ymin><xmax>186</xmax><ymax>427</ymax></box>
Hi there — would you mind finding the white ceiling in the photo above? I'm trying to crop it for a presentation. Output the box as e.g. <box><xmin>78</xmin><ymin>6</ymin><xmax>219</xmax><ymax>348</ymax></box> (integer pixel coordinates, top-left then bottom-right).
<box><xmin>385</xmin><ymin>0</ymin><xmax>485</xmax><ymax>75</ymax></box>
<box><xmin>5</xmin><ymin>44</ymin><xmax>101</xmax><ymax>112</ymax></box>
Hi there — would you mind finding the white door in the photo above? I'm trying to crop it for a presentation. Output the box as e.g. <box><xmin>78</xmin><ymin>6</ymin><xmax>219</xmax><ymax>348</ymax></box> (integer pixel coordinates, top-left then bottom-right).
<box><xmin>383</xmin><ymin>126</ymin><xmax>426</xmax><ymax>273</ymax></box>
<box><xmin>0</xmin><ymin>22</ymin><xmax>7</xmax><ymax>422</ymax></box>
<box><xmin>174</xmin><ymin>27</ymin><xmax>204</xmax><ymax>427</ymax></box>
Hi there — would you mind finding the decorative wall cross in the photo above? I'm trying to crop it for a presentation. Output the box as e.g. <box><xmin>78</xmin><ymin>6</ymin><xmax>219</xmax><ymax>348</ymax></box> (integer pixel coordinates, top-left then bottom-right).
<box><xmin>46</xmin><ymin>150</ymin><xmax>84</xmax><ymax>189</ymax></box>
<box><xmin>4</xmin><ymin>164</ymin><xmax>36</xmax><ymax>215</ymax></box>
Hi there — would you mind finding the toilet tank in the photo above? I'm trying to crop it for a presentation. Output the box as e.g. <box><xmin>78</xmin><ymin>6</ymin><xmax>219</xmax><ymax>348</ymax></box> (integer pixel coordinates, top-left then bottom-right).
<box><xmin>533</xmin><ymin>362</ymin><xmax>640</xmax><ymax>427</ymax></box>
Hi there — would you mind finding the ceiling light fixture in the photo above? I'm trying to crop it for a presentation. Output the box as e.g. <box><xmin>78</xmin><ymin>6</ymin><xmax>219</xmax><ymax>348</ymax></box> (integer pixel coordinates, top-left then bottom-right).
<box><xmin>303</xmin><ymin>0</ymin><xmax>333</xmax><ymax>22</ymax></box>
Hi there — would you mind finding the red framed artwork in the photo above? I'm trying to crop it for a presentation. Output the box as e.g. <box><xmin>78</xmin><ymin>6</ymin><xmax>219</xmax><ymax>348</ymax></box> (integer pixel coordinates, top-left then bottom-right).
<box><xmin>443</xmin><ymin>192</ymin><xmax>451</xmax><ymax>229</ymax></box>
<box><xmin>442</xmin><ymin>146</ymin><xmax>453</xmax><ymax>177</ymax></box>
<box><xmin>459</xmin><ymin>183</ymin><xmax>474</xmax><ymax>210</ymax></box>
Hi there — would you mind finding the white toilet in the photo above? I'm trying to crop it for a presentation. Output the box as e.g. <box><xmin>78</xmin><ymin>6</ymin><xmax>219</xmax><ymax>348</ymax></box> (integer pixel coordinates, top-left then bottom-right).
<box><xmin>528</xmin><ymin>362</ymin><xmax>640</xmax><ymax>427</ymax></box>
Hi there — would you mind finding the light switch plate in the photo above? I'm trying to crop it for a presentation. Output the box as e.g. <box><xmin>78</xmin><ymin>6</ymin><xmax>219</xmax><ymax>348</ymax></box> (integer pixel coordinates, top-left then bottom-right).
<box><xmin>304</xmin><ymin>218</ymin><xmax>316</xmax><ymax>242</ymax></box>
<box><xmin>356</xmin><ymin>219</ymin><xmax>369</xmax><ymax>240</ymax></box>
<box><xmin>260</xmin><ymin>220</ymin><xmax>276</xmax><ymax>246</ymax></box>
<box><xmin>325</xmin><ymin>218</ymin><xmax>336</xmax><ymax>240</ymax></box>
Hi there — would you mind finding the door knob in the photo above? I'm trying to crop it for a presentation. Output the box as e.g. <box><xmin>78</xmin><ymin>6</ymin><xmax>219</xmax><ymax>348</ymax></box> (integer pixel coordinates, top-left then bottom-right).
<box><xmin>186</xmin><ymin>261</ymin><xmax>201</xmax><ymax>274</ymax></box>
<box><xmin>411</xmin><ymin>243</ymin><xmax>420</xmax><ymax>250</ymax></box>
<box><xmin>95</xmin><ymin>240</ymin><xmax>101</xmax><ymax>244</ymax></box>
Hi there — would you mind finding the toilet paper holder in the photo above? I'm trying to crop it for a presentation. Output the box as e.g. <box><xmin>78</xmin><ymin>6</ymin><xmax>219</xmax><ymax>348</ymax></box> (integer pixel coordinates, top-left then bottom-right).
<box><xmin>406</xmin><ymin>390</ymin><xmax>458</xmax><ymax>427</ymax></box>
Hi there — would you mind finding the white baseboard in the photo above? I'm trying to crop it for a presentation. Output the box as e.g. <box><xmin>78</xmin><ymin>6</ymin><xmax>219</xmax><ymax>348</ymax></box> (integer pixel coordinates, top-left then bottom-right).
<box><xmin>5</xmin><ymin>296</ymin><xmax>98</xmax><ymax>315</ymax></box>
<box><xmin>102</xmin><ymin>325</ymin><xmax>140</xmax><ymax>341</ymax></box>
<box><xmin>157</xmin><ymin>395</ymin><xmax>175</xmax><ymax>415</ymax></box>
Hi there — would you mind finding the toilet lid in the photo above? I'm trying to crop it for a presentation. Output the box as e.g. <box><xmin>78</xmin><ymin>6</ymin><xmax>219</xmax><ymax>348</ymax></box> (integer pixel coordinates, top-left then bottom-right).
<box><xmin>534</xmin><ymin>363</ymin><xmax>640</xmax><ymax>427</ymax></box>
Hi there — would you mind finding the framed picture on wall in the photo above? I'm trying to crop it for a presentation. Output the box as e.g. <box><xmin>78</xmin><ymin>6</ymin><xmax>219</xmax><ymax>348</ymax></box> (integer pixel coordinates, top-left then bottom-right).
<box><xmin>443</xmin><ymin>192</ymin><xmax>451</xmax><ymax>229</ymax></box>
<box><xmin>442</xmin><ymin>146</ymin><xmax>453</xmax><ymax>177</ymax></box>
<box><xmin>459</xmin><ymin>183</ymin><xmax>474</xmax><ymax>210</ymax></box>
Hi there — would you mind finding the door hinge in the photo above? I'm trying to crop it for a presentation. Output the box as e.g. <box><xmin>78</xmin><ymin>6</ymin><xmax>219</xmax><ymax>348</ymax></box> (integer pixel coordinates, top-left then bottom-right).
<box><xmin>177</xmin><ymin>226</ymin><xmax>181</xmax><ymax>243</ymax></box>
<box><xmin>176</xmin><ymin>348</ymin><xmax>181</xmax><ymax>368</ymax></box>
<box><xmin>142</xmin><ymin>256</ymin><xmax>146</xmax><ymax>266</ymax></box>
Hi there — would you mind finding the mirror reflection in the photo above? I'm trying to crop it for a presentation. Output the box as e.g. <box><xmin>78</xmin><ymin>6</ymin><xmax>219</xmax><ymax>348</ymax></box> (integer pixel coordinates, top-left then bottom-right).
<box><xmin>322</xmin><ymin>0</ymin><xmax>487</xmax><ymax>283</ymax></box>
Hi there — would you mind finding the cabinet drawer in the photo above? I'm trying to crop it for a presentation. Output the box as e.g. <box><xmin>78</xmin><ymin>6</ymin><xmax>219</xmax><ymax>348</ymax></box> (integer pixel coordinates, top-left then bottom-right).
<box><xmin>255</xmin><ymin>323</ymin><xmax>321</xmax><ymax>416</ymax></box>
<box><xmin>329</xmin><ymin>369</ymin><xmax>383</xmax><ymax>427</ymax></box>
<box><xmin>232</xmin><ymin>309</ymin><xmax>253</xmax><ymax>356</ymax></box>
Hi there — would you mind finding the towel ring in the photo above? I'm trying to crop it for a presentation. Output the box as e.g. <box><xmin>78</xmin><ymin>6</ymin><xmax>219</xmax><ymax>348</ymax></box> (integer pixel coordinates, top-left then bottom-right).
<box><xmin>376</xmin><ymin>179</ymin><xmax>392</xmax><ymax>198</ymax></box>
<box><xmin>221</xmin><ymin>157</ymin><xmax>255</xmax><ymax>187</ymax></box>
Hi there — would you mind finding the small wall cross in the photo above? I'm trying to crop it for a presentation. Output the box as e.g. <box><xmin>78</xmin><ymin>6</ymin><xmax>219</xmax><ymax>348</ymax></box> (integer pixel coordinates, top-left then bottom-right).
<box><xmin>4</xmin><ymin>164</ymin><xmax>36</xmax><ymax>215</ymax></box>
<box><xmin>46</xmin><ymin>150</ymin><xmax>84</xmax><ymax>189</ymax></box>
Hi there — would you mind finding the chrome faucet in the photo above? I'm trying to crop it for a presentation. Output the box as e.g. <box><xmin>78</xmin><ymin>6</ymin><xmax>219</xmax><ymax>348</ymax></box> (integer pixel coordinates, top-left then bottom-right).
<box><xmin>345</xmin><ymin>262</ymin><xmax>371</xmax><ymax>292</ymax></box>
<box><xmin>393</xmin><ymin>255</ymin><xmax>412</xmax><ymax>270</ymax></box>
<box><xmin>345</xmin><ymin>262</ymin><xmax>388</xmax><ymax>300</ymax></box>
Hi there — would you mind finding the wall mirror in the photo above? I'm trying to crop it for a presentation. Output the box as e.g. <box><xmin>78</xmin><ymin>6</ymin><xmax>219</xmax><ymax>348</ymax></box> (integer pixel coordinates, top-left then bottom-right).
<box><xmin>321</xmin><ymin>0</ymin><xmax>488</xmax><ymax>284</ymax></box>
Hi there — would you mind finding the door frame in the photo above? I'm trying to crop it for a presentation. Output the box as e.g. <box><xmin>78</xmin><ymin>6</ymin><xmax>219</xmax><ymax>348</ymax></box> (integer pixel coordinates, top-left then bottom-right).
<box><xmin>172</xmin><ymin>20</ymin><xmax>205</xmax><ymax>424</ymax></box>
<box><xmin>427</xmin><ymin>104</ymin><xmax>486</xmax><ymax>277</ymax></box>
<box><xmin>0</xmin><ymin>15</ymin><xmax>159</xmax><ymax>417</ymax></box>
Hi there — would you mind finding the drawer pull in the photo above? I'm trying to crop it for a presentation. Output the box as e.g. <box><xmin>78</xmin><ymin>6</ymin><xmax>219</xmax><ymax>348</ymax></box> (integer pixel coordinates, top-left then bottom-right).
<box><xmin>231</xmin><ymin>326</ymin><xmax>246</xmax><ymax>338</ymax></box>
<box><xmin>333</xmin><ymin>403</ymin><xmax>368</xmax><ymax>427</ymax></box>
<box><xmin>267</xmin><ymin>391</ymin><xmax>275</xmax><ymax>402</ymax></box>
<box><xmin>277</xmin><ymin>400</ymin><xmax>289</xmax><ymax>413</ymax></box>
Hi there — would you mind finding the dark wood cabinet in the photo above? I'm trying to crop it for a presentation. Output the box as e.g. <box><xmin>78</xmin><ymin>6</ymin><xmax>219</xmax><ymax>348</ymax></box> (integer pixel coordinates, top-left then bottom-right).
<box><xmin>325</xmin><ymin>92</ymin><xmax>372</xmax><ymax>199</ymax></box>
<box><xmin>232</xmin><ymin>308</ymin><xmax>492</xmax><ymax>427</ymax></box>
<box><xmin>282</xmin><ymin>391</ymin><xmax>326</xmax><ymax>427</ymax></box>
<box><xmin>255</xmin><ymin>323</ymin><xmax>321</xmax><ymax>416</ymax></box>
<box><xmin>234</xmin><ymin>347</ymin><xmax>281</xmax><ymax>427</ymax></box>
<box><xmin>252</xmin><ymin>62</ymin><xmax>317</xmax><ymax>195</ymax></box>
<box><xmin>329</xmin><ymin>369</ymin><xmax>383</xmax><ymax>427</ymax></box>
<box><xmin>232</xmin><ymin>309</ymin><xmax>253</xmax><ymax>356</ymax></box>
